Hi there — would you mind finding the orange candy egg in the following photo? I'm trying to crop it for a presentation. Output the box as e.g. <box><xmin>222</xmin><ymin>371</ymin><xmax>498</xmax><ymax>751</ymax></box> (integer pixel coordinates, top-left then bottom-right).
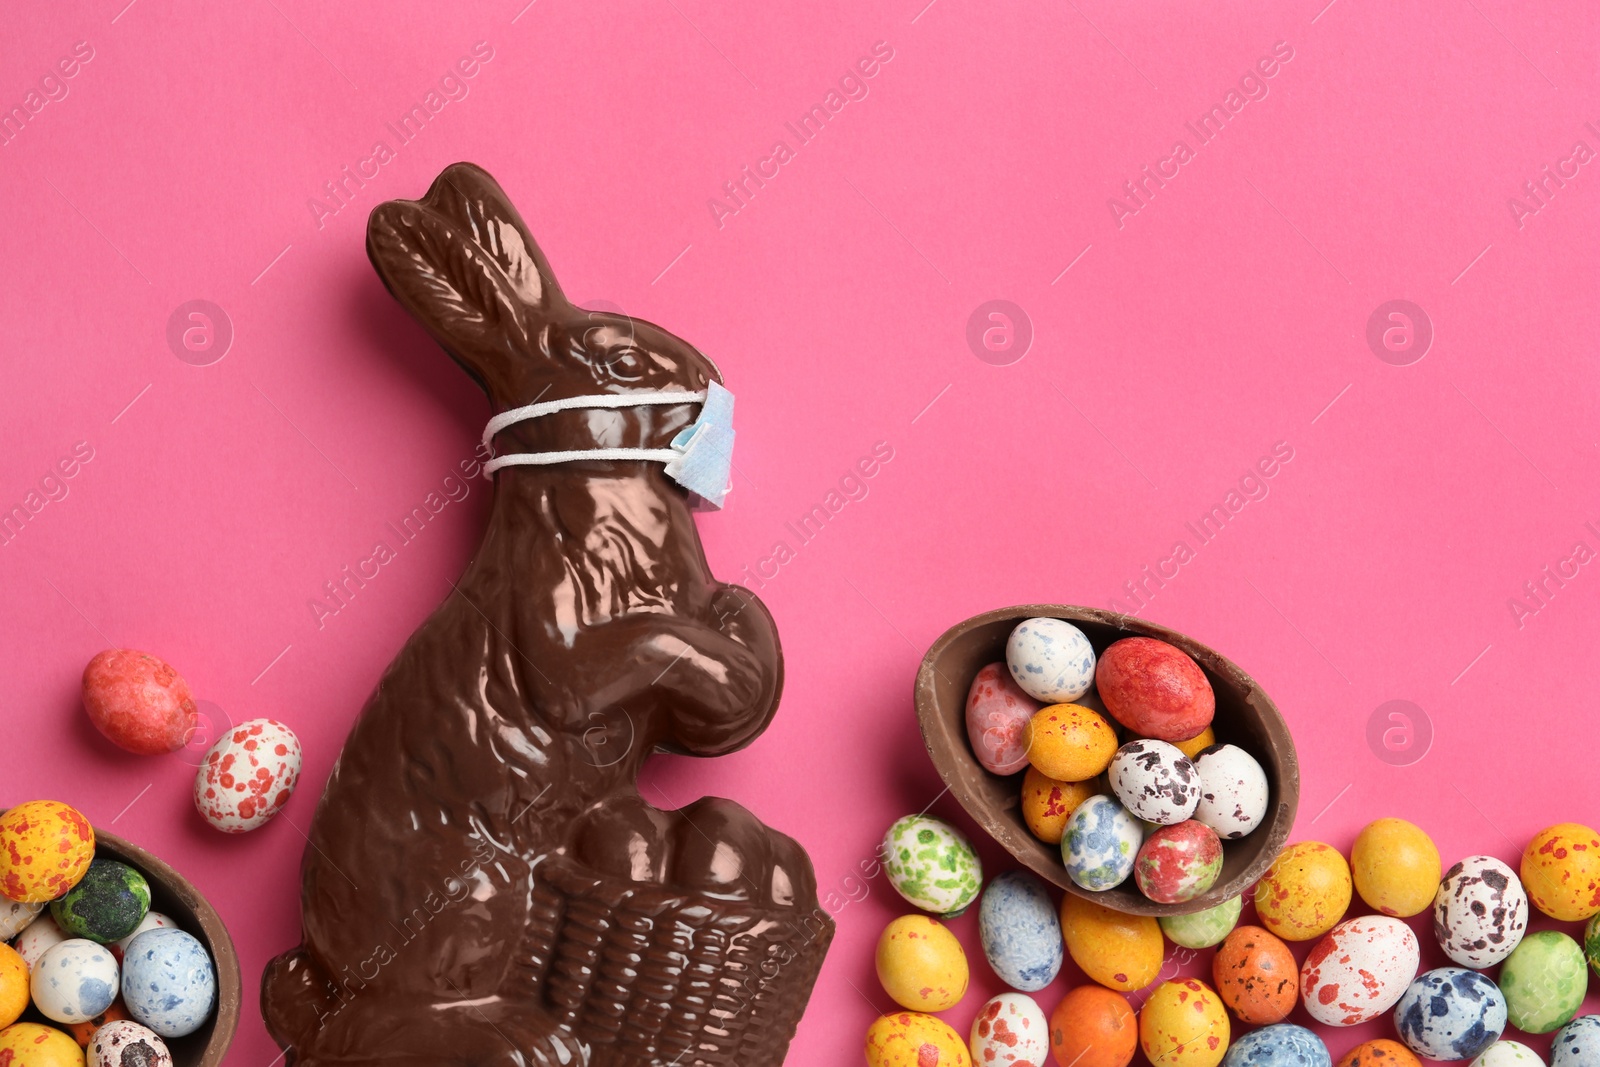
<box><xmin>1050</xmin><ymin>985</ymin><xmax>1136</xmax><ymax>1067</ymax></box>
<box><xmin>0</xmin><ymin>801</ymin><xmax>95</xmax><ymax>904</ymax></box>
<box><xmin>1211</xmin><ymin>924</ymin><xmax>1298</xmax><ymax>1024</ymax></box>
<box><xmin>1335</xmin><ymin>1039</ymin><xmax>1423</xmax><ymax>1067</ymax></box>
<box><xmin>1021</xmin><ymin>768</ymin><xmax>1098</xmax><ymax>845</ymax></box>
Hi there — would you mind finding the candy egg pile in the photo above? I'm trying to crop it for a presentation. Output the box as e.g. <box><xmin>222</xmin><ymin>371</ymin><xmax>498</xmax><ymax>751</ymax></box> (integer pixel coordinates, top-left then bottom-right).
<box><xmin>972</xmin><ymin>618</ymin><xmax>1274</xmax><ymax>905</ymax></box>
<box><xmin>0</xmin><ymin>800</ymin><xmax>218</xmax><ymax>1063</ymax></box>
<box><xmin>866</xmin><ymin>806</ymin><xmax>1600</xmax><ymax>1067</ymax></box>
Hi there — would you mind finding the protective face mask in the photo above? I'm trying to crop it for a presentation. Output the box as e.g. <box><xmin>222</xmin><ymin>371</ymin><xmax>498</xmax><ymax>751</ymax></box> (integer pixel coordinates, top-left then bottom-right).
<box><xmin>480</xmin><ymin>380</ymin><xmax>735</xmax><ymax>509</ymax></box>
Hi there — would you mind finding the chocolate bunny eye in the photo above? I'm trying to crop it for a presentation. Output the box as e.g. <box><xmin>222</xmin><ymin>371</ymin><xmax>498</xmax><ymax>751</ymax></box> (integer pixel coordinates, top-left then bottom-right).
<box><xmin>600</xmin><ymin>346</ymin><xmax>647</xmax><ymax>381</ymax></box>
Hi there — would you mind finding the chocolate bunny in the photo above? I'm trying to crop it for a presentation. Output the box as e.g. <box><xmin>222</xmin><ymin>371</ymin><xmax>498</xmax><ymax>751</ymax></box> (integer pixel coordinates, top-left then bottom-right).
<box><xmin>263</xmin><ymin>163</ymin><xmax>831</xmax><ymax>1067</ymax></box>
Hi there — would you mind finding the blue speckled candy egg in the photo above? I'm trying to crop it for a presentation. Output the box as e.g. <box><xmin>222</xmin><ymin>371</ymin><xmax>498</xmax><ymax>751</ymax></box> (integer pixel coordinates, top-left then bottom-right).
<box><xmin>1395</xmin><ymin>967</ymin><xmax>1506</xmax><ymax>1062</ymax></box>
<box><xmin>121</xmin><ymin>927</ymin><xmax>216</xmax><ymax>1038</ymax></box>
<box><xmin>30</xmin><ymin>938</ymin><xmax>119</xmax><ymax>1023</ymax></box>
<box><xmin>1551</xmin><ymin>1016</ymin><xmax>1600</xmax><ymax>1067</ymax></box>
<box><xmin>978</xmin><ymin>871</ymin><xmax>1063</xmax><ymax>991</ymax></box>
<box><xmin>1470</xmin><ymin>1042</ymin><xmax>1545</xmax><ymax>1067</ymax></box>
<box><xmin>1006</xmin><ymin>618</ymin><xmax>1096</xmax><ymax>703</ymax></box>
<box><xmin>1062</xmin><ymin>795</ymin><xmax>1142</xmax><ymax>892</ymax></box>
<box><xmin>1222</xmin><ymin>1024</ymin><xmax>1330</xmax><ymax>1067</ymax></box>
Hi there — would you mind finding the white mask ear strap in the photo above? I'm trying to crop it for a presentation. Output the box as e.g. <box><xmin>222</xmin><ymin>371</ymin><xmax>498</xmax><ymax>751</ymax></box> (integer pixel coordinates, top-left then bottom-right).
<box><xmin>481</xmin><ymin>390</ymin><xmax>707</xmax><ymax>476</ymax></box>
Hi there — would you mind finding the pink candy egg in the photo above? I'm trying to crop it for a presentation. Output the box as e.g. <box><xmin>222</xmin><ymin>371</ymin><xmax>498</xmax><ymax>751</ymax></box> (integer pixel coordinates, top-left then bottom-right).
<box><xmin>82</xmin><ymin>649</ymin><xmax>199</xmax><ymax>756</ymax></box>
<box><xmin>193</xmin><ymin>718</ymin><xmax>303</xmax><ymax>833</ymax></box>
<box><xmin>965</xmin><ymin>662</ymin><xmax>1044</xmax><ymax>775</ymax></box>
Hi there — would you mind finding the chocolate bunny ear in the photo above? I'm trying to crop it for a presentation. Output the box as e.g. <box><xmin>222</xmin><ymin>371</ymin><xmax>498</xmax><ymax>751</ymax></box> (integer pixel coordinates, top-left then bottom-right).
<box><xmin>366</xmin><ymin>164</ymin><xmax>560</xmax><ymax>395</ymax></box>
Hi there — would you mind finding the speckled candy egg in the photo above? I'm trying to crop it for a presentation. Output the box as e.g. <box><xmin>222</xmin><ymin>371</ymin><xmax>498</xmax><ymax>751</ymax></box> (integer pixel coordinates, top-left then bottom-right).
<box><xmin>876</xmin><ymin>915</ymin><xmax>968</xmax><ymax>1012</ymax></box>
<box><xmin>1299</xmin><ymin>916</ymin><xmax>1419</xmax><ymax>1026</ymax></box>
<box><xmin>1222</xmin><ymin>1024</ymin><xmax>1329</xmax><ymax>1067</ymax></box>
<box><xmin>1026</xmin><ymin>705</ymin><xmax>1117</xmax><ymax>782</ymax></box>
<box><xmin>882</xmin><ymin>816</ymin><xmax>982</xmax><ymax>917</ymax></box>
<box><xmin>1499</xmin><ymin>930</ymin><xmax>1585</xmax><ymax>1034</ymax></box>
<box><xmin>1107</xmin><ymin>740</ymin><xmax>1199</xmax><ymax>825</ymax></box>
<box><xmin>1433</xmin><ymin>855</ymin><xmax>1528</xmax><ymax>967</ymax></box>
<box><xmin>1335</xmin><ymin>1040</ymin><xmax>1422</xmax><ymax>1067</ymax></box>
<box><xmin>112</xmin><ymin>912</ymin><xmax>174</xmax><ymax>963</ymax></box>
<box><xmin>1060</xmin><ymin>895</ymin><xmax>1163</xmax><ymax>993</ymax></box>
<box><xmin>969</xmin><ymin>993</ymin><xmax>1049</xmax><ymax>1067</ymax></box>
<box><xmin>865</xmin><ymin>1012</ymin><xmax>971</xmax><ymax>1067</ymax></box>
<box><xmin>978</xmin><ymin>871</ymin><xmax>1062</xmax><ymax>991</ymax></box>
<box><xmin>1160</xmin><ymin>894</ymin><xmax>1242</xmax><ymax>949</ymax></box>
<box><xmin>194</xmin><ymin>718</ymin><xmax>303</xmax><ymax>833</ymax></box>
<box><xmin>31</xmin><ymin>940</ymin><xmax>118</xmax><ymax>1024</ymax></box>
<box><xmin>0</xmin><ymin>899</ymin><xmax>43</xmax><ymax>940</ymax></box>
<box><xmin>1062</xmin><ymin>796</ymin><xmax>1143</xmax><ymax>892</ymax></box>
<box><xmin>1049</xmin><ymin>986</ymin><xmax>1137</xmax><ymax>1067</ymax></box>
<box><xmin>1351</xmin><ymin>818</ymin><xmax>1441</xmax><ymax>918</ymax></box>
<box><xmin>1139</xmin><ymin>979</ymin><xmax>1230</xmax><ymax>1067</ymax></box>
<box><xmin>0</xmin><ymin>944</ymin><xmax>27</xmax><ymax>1029</ymax></box>
<box><xmin>51</xmin><ymin>860</ymin><xmax>150</xmax><ymax>944</ymax></box>
<box><xmin>1253</xmin><ymin>841</ymin><xmax>1352</xmax><ymax>942</ymax></box>
<box><xmin>1135</xmin><ymin>820</ymin><xmax>1222</xmax><ymax>904</ymax></box>
<box><xmin>120</xmin><ymin>929</ymin><xmax>215</xmax><ymax>1039</ymax></box>
<box><xmin>82</xmin><ymin>649</ymin><xmax>199</xmax><ymax>756</ymax></box>
<box><xmin>1587</xmin><ymin>915</ymin><xmax>1600</xmax><ymax>978</ymax></box>
<box><xmin>1395</xmin><ymin>968</ymin><xmax>1506</xmax><ymax>1062</ymax></box>
<box><xmin>66</xmin><ymin>1001</ymin><xmax>130</xmax><ymax>1047</ymax></box>
<box><xmin>1213</xmin><ymin>924</ymin><xmax>1298</xmax><ymax>1024</ymax></box>
<box><xmin>13</xmin><ymin>913</ymin><xmax>67</xmax><ymax>972</ymax></box>
<box><xmin>0</xmin><ymin>1022</ymin><xmax>86</xmax><ymax>1067</ymax></box>
<box><xmin>1020</xmin><ymin>768</ymin><xmax>1096</xmax><ymax>845</ymax></box>
<box><xmin>88</xmin><ymin>1020</ymin><xmax>170</xmax><ymax>1067</ymax></box>
<box><xmin>1551</xmin><ymin>1017</ymin><xmax>1600</xmax><ymax>1067</ymax></box>
<box><xmin>1193</xmin><ymin>745</ymin><xmax>1269</xmax><ymax>839</ymax></box>
<box><xmin>1521</xmin><ymin>822</ymin><xmax>1600</xmax><ymax>922</ymax></box>
<box><xmin>1006</xmin><ymin>618</ymin><xmax>1096</xmax><ymax>703</ymax></box>
<box><xmin>1470</xmin><ymin>1043</ymin><xmax>1545</xmax><ymax>1067</ymax></box>
<box><xmin>0</xmin><ymin>801</ymin><xmax>95</xmax><ymax>904</ymax></box>
<box><xmin>965</xmin><ymin>663</ymin><xmax>1043</xmax><ymax>775</ymax></box>
<box><xmin>1095</xmin><ymin>637</ymin><xmax>1215</xmax><ymax>742</ymax></box>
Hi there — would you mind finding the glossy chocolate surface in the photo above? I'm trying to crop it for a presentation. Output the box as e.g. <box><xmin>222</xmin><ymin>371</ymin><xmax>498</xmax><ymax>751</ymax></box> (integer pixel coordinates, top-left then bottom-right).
<box><xmin>262</xmin><ymin>163</ymin><xmax>831</xmax><ymax>1066</ymax></box>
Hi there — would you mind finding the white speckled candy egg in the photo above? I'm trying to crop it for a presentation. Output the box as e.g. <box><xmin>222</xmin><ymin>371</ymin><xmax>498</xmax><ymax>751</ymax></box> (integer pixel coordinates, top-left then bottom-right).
<box><xmin>1006</xmin><ymin>618</ymin><xmax>1096</xmax><ymax>703</ymax></box>
<box><xmin>31</xmin><ymin>938</ymin><xmax>119</xmax><ymax>1023</ymax></box>
<box><xmin>1434</xmin><ymin>855</ymin><xmax>1529</xmax><ymax>967</ymax></box>
<box><xmin>12</xmin><ymin>911</ymin><xmax>67</xmax><ymax>971</ymax></box>
<box><xmin>89</xmin><ymin>1020</ymin><xmax>173</xmax><ymax>1067</ymax></box>
<box><xmin>969</xmin><ymin>992</ymin><xmax>1050</xmax><ymax>1067</ymax></box>
<box><xmin>1300</xmin><ymin>915</ymin><xmax>1420</xmax><ymax>1026</ymax></box>
<box><xmin>882</xmin><ymin>815</ymin><xmax>983</xmax><ymax>916</ymax></box>
<box><xmin>1551</xmin><ymin>1017</ymin><xmax>1600</xmax><ymax>1067</ymax></box>
<box><xmin>122</xmin><ymin>928</ymin><xmax>216</xmax><ymax>1038</ymax></box>
<box><xmin>1062</xmin><ymin>795</ymin><xmax>1143</xmax><ymax>892</ymax></box>
<box><xmin>1107</xmin><ymin>740</ymin><xmax>1199</xmax><ymax>825</ymax></box>
<box><xmin>1193</xmin><ymin>744</ymin><xmax>1269</xmax><ymax>839</ymax></box>
<box><xmin>0</xmin><ymin>898</ymin><xmax>43</xmax><ymax>940</ymax></box>
<box><xmin>194</xmin><ymin>717</ymin><xmax>302</xmax><ymax>832</ymax></box>
<box><xmin>979</xmin><ymin>871</ymin><xmax>1063</xmax><ymax>992</ymax></box>
<box><xmin>1472</xmin><ymin>1042</ymin><xmax>1545</xmax><ymax>1067</ymax></box>
<box><xmin>1396</xmin><ymin>967</ymin><xmax>1507</xmax><ymax>1061</ymax></box>
<box><xmin>113</xmin><ymin>911</ymin><xmax>175</xmax><ymax>962</ymax></box>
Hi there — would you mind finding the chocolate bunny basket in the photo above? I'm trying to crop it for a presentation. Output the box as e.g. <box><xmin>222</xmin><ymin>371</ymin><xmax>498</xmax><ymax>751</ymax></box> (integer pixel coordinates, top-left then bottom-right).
<box><xmin>262</xmin><ymin>163</ymin><xmax>832</xmax><ymax>1067</ymax></box>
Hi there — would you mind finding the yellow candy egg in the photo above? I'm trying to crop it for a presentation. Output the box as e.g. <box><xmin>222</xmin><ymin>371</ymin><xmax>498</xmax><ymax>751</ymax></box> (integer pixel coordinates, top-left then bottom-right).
<box><xmin>0</xmin><ymin>802</ymin><xmax>95</xmax><ymax>904</ymax></box>
<box><xmin>0</xmin><ymin>1023</ymin><xmax>86</xmax><ymax>1067</ymax></box>
<box><xmin>1253</xmin><ymin>841</ymin><xmax>1351</xmax><ymax>941</ymax></box>
<box><xmin>1060</xmin><ymin>894</ymin><xmax>1163</xmax><ymax>992</ymax></box>
<box><xmin>1172</xmin><ymin>727</ymin><xmax>1216</xmax><ymax>760</ymax></box>
<box><xmin>1521</xmin><ymin>822</ymin><xmax>1600</xmax><ymax>921</ymax></box>
<box><xmin>875</xmin><ymin>915</ymin><xmax>968</xmax><ymax>1012</ymax></box>
<box><xmin>1139</xmin><ymin>979</ymin><xmax>1230</xmax><ymax>1067</ymax></box>
<box><xmin>1351</xmin><ymin>818</ymin><xmax>1441</xmax><ymax>918</ymax></box>
<box><xmin>1025</xmin><ymin>705</ymin><xmax>1117</xmax><ymax>782</ymax></box>
<box><xmin>1021</xmin><ymin>768</ymin><xmax>1098</xmax><ymax>845</ymax></box>
<box><xmin>0</xmin><ymin>944</ymin><xmax>28</xmax><ymax>1029</ymax></box>
<box><xmin>865</xmin><ymin>1011</ymin><xmax>972</xmax><ymax>1067</ymax></box>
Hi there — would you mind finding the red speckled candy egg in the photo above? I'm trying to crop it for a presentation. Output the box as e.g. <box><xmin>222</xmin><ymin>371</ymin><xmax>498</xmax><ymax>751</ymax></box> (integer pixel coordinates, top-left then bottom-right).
<box><xmin>194</xmin><ymin>718</ymin><xmax>302</xmax><ymax>833</ymax></box>
<box><xmin>1094</xmin><ymin>637</ymin><xmax>1214</xmax><ymax>742</ymax></box>
<box><xmin>0</xmin><ymin>801</ymin><xmax>95</xmax><ymax>904</ymax></box>
<box><xmin>1300</xmin><ymin>915</ymin><xmax>1419</xmax><ymax>1026</ymax></box>
<box><xmin>82</xmin><ymin>649</ymin><xmax>199</xmax><ymax>756</ymax></box>
<box><xmin>965</xmin><ymin>662</ymin><xmax>1043</xmax><ymax>775</ymax></box>
<box><xmin>1134</xmin><ymin>820</ymin><xmax>1223</xmax><ymax>904</ymax></box>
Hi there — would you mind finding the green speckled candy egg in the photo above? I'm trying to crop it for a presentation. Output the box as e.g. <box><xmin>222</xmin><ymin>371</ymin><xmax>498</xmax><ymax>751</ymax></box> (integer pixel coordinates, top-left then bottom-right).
<box><xmin>1584</xmin><ymin>913</ymin><xmax>1600</xmax><ymax>979</ymax></box>
<box><xmin>1499</xmin><ymin>929</ymin><xmax>1586</xmax><ymax>1034</ymax></box>
<box><xmin>50</xmin><ymin>858</ymin><xmax>150</xmax><ymax>943</ymax></box>
<box><xmin>882</xmin><ymin>815</ymin><xmax>982</xmax><ymax>917</ymax></box>
<box><xmin>1159</xmin><ymin>894</ymin><xmax>1243</xmax><ymax>949</ymax></box>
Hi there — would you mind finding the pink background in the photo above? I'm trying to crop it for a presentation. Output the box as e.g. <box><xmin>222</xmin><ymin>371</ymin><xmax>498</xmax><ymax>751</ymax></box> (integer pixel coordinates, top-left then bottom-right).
<box><xmin>3</xmin><ymin>0</ymin><xmax>1598</xmax><ymax>1063</ymax></box>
